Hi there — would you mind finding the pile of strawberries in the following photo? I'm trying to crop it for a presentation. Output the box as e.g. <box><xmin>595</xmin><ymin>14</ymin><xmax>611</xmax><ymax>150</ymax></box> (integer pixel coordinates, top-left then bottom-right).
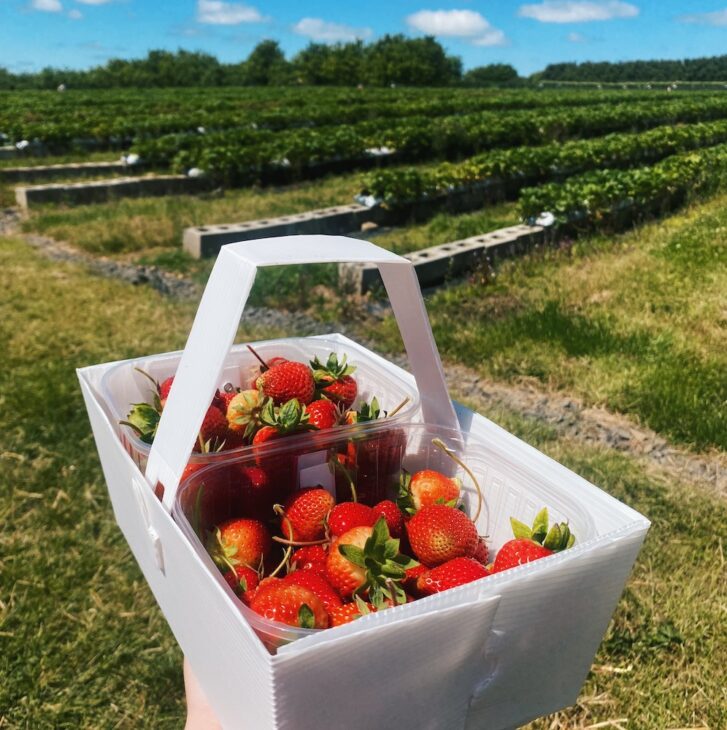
<box><xmin>202</xmin><ymin>446</ymin><xmax>576</xmax><ymax>634</ymax></box>
<box><xmin>122</xmin><ymin>349</ymin><xmax>392</xmax><ymax>459</ymax></box>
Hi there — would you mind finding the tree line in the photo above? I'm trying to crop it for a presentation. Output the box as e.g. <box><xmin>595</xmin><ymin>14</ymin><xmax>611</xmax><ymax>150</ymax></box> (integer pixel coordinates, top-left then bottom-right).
<box><xmin>0</xmin><ymin>38</ymin><xmax>519</xmax><ymax>90</ymax></box>
<box><xmin>538</xmin><ymin>55</ymin><xmax>727</xmax><ymax>83</ymax></box>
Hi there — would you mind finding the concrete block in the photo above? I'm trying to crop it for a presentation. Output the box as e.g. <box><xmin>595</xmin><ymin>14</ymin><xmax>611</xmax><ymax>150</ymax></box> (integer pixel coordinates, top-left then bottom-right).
<box><xmin>183</xmin><ymin>203</ymin><xmax>388</xmax><ymax>258</ymax></box>
<box><xmin>0</xmin><ymin>161</ymin><xmax>139</xmax><ymax>183</ymax></box>
<box><xmin>339</xmin><ymin>224</ymin><xmax>546</xmax><ymax>293</ymax></box>
<box><xmin>15</xmin><ymin>175</ymin><xmax>208</xmax><ymax>210</ymax></box>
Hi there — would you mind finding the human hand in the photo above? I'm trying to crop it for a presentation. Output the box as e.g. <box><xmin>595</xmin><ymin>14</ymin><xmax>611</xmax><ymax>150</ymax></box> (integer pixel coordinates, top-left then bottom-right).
<box><xmin>184</xmin><ymin>657</ymin><xmax>222</xmax><ymax>730</ymax></box>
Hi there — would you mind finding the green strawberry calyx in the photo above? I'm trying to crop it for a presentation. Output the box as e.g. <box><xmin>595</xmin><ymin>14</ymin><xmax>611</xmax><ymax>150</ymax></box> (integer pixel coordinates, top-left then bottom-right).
<box><xmin>310</xmin><ymin>353</ymin><xmax>357</xmax><ymax>385</ymax></box>
<box><xmin>338</xmin><ymin>517</ymin><xmax>418</xmax><ymax>609</ymax></box>
<box><xmin>259</xmin><ymin>397</ymin><xmax>315</xmax><ymax>435</ymax></box>
<box><xmin>509</xmin><ymin>507</ymin><xmax>576</xmax><ymax>552</ymax></box>
<box><xmin>119</xmin><ymin>402</ymin><xmax>160</xmax><ymax>444</ymax></box>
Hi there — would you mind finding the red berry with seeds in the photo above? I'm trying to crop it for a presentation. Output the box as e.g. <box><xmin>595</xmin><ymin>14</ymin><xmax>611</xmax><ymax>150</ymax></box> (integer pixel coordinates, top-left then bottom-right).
<box><xmin>397</xmin><ymin>469</ymin><xmax>460</xmax><ymax>515</ymax></box>
<box><xmin>248</xmin><ymin>578</ymin><xmax>328</xmax><ymax>629</ymax></box>
<box><xmin>206</xmin><ymin>518</ymin><xmax>271</xmax><ymax>571</ymax></box>
<box><xmin>283</xmin><ymin>571</ymin><xmax>343</xmax><ymax>613</ymax></box>
<box><xmin>281</xmin><ymin>487</ymin><xmax>335</xmax><ymax>542</ymax></box>
<box><xmin>406</xmin><ymin>504</ymin><xmax>479</xmax><ymax>567</ymax></box>
<box><xmin>416</xmin><ymin>557</ymin><xmax>489</xmax><ymax>596</ymax></box>
<box><xmin>223</xmin><ymin>564</ymin><xmax>259</xmax><ymax>597</ymax></box>
<box><xmin>372</xmin><ymin>500</ymin><xmax>404</xmax><ymax>538</ymax></box>
<box><xmin>290</xmin><ymin>545</ymin><xmax>328</xmax><ymax>576</ymax></box>
<box><xmin>257</xmin><ymin>361</ymin><xmax>315</xmax><ymax>405</ymax></box>
<box><xmin>306</xmin><ymin>399</ymin><xmax>341</xmax><ymax>430</ymax></box>
<box><xmin>329</xmin><ymin>600</ymin><xmax>376</xmax><ymax>627</ymax></box>
<box><xmin>327</xmin><ymin>502</ymin><xmax>376</xmax><ymax>538</ymax></box>
<box><xmin>195</xmin><ymin>405</ymin><xmax>228</xmax><ymax>451</ymax></box>
<box><xmin>311</xmin><ymin>354</ymin><xmax>358</xmax><ymax>408</ymax></box>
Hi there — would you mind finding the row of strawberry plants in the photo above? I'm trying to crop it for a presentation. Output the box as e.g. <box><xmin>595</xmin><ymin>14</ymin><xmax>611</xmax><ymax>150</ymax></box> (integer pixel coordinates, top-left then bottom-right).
<box><xmin>0</xmin><ymin>87</ymin><xmax>669</xmax><ymax>152</ymax></box>
<box><xmin>359</xmin><ymin>119</ymin><xmax>727</xmax><ymax>206</ymax></box>
<box><xmin>518</xmin><ymin>143</ymin><xmax>727</xmax><ymax>227</ymax></box>
<box><xmin>149</xmin><ymin>96</ymin><xmax>727</xmax><ymax>185</ymax></box>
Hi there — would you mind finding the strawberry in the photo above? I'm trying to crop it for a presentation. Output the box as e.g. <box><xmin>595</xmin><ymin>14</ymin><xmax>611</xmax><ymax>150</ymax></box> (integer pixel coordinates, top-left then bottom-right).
<box><xmin>248</xmin><ymin>578</ymin><xmax>328</xmax><ymax>629</ymax></box>
<box><xmin>406</xmin><ymin>504</ymin><xmax>479</xmax><ymax>567</ymax></box>
<box><xmin>311</xmin><ymin>353</ymin><xmax>358</xmax><ymax>408</ymax></box>
<box><xmin>327</xmin><ymin>502</ymin><xmax>376</xmax><ymax>538</ymax></box>
<box><xmin>280</xmin><ymin>487</ymin><xmax>335</xmax><ymax>542</ymax></box>
<box><xmin>159</xmin><ymin>375</ymin><xmax>175</xmax><ymax>405</ymax></box>
<box><xmin>120</xmin><ymin>401</ymin><xmax>160</xmax><ymax>445</ymax></box>
<box><xmin>402</xmin><ymin>563</ymin><xmax>428</xmax><ymax>595</ymax></box>
<box><xmin>493</xmin><ymin>507</ymin><xmax>575</xmax><ymax>573</ymax></box>
<box><xmin>473</xmin><ymin>537</ymin><xmax>489</xmax><ymax>565</ymax></box>
<box><xmin>290</xmin><ymin>545</ymin><xmax>329</xmax><ymax>576</ymax></box>
<box><xmin>257</xmin><ymin>361</ymin><xmax>316</xmax><ymax>406</ymax></box>
<box><xmin>397</xmin><ymin>469</ymin><xmax>460</xmax><ymax>515</ymax></box>
<box><xmin>206</xmin><ymin>518</ymin><xmax>271</xmax><ymax>572</ymax></box>
<box><xmin>248</xmin><ymin>353</ymin><xmax>289</xmax><ymax>389</ymax></box>
<box><xmin>226</xmin><ymin>389</ymin><xmax>265</xmax><ymax>439</ymax></box>
<box><xmin>252</xmin><ymin>425</ymin><xmax>284</xmax><ymax>447</ymax></box>
<box><xmin>234</xmin><ymin>465</ymin><xmax>278</xmax><ymax>521</ymax></box>
<box><xmin>372</xmin><ymin>500</ymin><xmax>404</xmax><ymax>539</ymax></box>
<box><xmin>194</xmin><ymin>405</ymin><xmax>228</xmax><ymax>452</ymax></box>
<box><xmin>329</xmin><ymin>598</ymin><xmax>375</xmax><ymax>627</ymax></box>
<box><xmin>214</xmin><ymin>384</ymin><xmax>239</xmax><ymax>413</ymax></box>
<box><xmin>223</xmin><ymin>564</ymin><xmax>259</xmax><ymax>597</ymax></box>
<box><xmin>416</xmin><ymin>557</ymin><xmax>489</xmax><ymax>596</ymax></box>
<box><xmin>283</xmin><ymin>571</ymin><xmax>343</xmax><ymax>613</ymax></box>
<box><xmin>326</xmin><ymin>518</ymin><xmax>416</xmax><ymax>606</ymax></box>
<box><xmin>306</xmin><ymin>399</ymin><xmax>342</xmax><ymax>430</ymax></box>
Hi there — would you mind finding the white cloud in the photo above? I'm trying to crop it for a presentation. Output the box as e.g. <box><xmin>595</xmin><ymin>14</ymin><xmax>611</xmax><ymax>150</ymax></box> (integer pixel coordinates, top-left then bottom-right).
<box><xmin>518</xmin><ymin>1</ymin><xmax>639</xmax><ymax>23</ymax></box>
<box><xmin>68</xmin><ymin>8</ymin><xmax>82</xmax><ymax>18</ymax></box>
<box><xmin>293</xmin><ymin>18</ymin><xmax>372</xmax><ymax>43</ymax></box>
<box><xmin>473</xmin><ymin>28</ymin><xmax>509</xmax><ymax>47</ymax></box>
<box><xmin>407</xmin><ymin>9</ymin><xmax>490</xmax><ymax>36</ymax></box>
<box><xmin>567</xmin><ymin>31</ymin><xmax>586</xmax><ymax>41</ymax></box>
<box><xmin>679</xmin><ymin>9</ymin><xmax>727</xmax><ymax>26</ymax></box>
<box><xmin>196</xmin><ymin>0</ymin><xmax>263</xmax><ymax>25</ymax></box>
<box><xmin>406</xmin><ymin>9</ymin><xmax>508</xmax><ymax>46</ymax></box>
<box><xmin>31</xmin><ymin>0</ymin><xmax>62</xmax><ymax>12</ymax></box>
<box><xmin>75</xmin><ymin>0</ymin><xmax>112</xmax><ymax>5</ymax></box>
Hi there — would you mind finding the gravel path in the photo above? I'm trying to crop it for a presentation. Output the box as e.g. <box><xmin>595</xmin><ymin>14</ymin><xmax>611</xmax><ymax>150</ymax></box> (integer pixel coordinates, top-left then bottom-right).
<box><xmin>3</xmin><ymin>206</ymin><xmax>724</xmax><ymax>499</ymax></box>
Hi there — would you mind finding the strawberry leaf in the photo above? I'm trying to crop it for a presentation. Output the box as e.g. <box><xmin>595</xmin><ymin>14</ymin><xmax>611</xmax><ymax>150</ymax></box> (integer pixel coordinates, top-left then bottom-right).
<box><xmin>531</xmin><ymin>508</ymin><xmax>549</xmax><ymax>544</ymax></box>
<box><xmin>510</xmin><ymin>517</ymin><xmax>532</xmax><ymax>540</ymax></box>
<box><xmin>339</xmin><ymin>544</ymin><xmax>366</xmax><ymax>568</ymax></box>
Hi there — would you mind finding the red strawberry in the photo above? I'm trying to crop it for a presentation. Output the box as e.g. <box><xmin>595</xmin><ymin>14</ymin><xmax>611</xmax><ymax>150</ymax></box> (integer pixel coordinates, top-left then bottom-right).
<box><xmin>248</xmin><ymin>578</ymin><xmax>328</xmax><ymax>629</ymax></box>
<box><xmin>492</xmin><ymin>507</ymin><xmax>575</xmax><ymax>573</ymax></box>
<box><xmin>402</xmin><ymin>563</ymin><xmax>428</xmax><ymax>595</ymax></box>
<box><xmin>473</xmin><ymin>537</ymin><xmax>489</xmax><ymax>565</ymax></box>
<box><xmin>223</xmin><ymin>564</ymin><xmax>260</xmax><ymax>597</ymax></box>
<box><xmin>280</xmin><ymin>487</ymin><xmax>335</xmax><ymax>542</ymax></box>
<box><xmin>306</xmin><ymin>399</ymin><xmax>342</xmax><ymax>430</ymax></box>
<box><xmin>311</xmin><ymin>353</ymin><xmax>358</xmax><ymax>408</ymax></box>
<box><xmin>397</xmin><ymin>469</ymin><xmax>460</xmax><ymax>515</ymax></box>
<box><xmin>327</xmin><ymin>502</ymin><xmax>376</xmax><ymax>538</ymax></box>
<box><xmin>234</xmin><ymin>465</ymin><xmax>277</xmax><ymax>520</ymax></box>
<box><xmin>329</xmin><ymin>599</ymin><xmax>375</xmax><ymax>627</ymax></box>
<box><xmin>257</xmin><ymin>361</ymin><xmax>316</xmax><ymax>406</ymax></box>
<box><xmin>406</xmin><ymin>504</ymin><xmax>478</xmax><ymax>567</ymax></box>
<box><xmin>290</xmin><ymin>545</ymin><xmax>329</xmax><ymax>576</ymax></box>
<box><xmin>416</xmin><ymin>557</ymin><xmax>489</xmax><ymax>596</ymax></box>
<box><xmin>372</xmin><ymin>500</ymin><xmax>404</xmax><ymax>539</ymax></box>
<box><xmin>248</xmin><ymin>355</ymin><xmax>289</xmax><ymax>389</ymax></box>
<box><xmin>493</xmin><ymin>539</ymin><xmax>552</xmax><ymax>572</ymax></box>
<box><xmin>214</xmin><ymin>385</ymin><xmax>239</xmax><ymax>414</ymax></box>
<box><xmin>194</xmin><ymin>405</ymin><xmax>228</xmax><ymax>451</ymax></box>
<box><xmin>252</xmin><ymin>425</ymin><xmax>283</xmax><ymax>447</ymax></box>
<box><xmin>159</xmin><ymin>376</ymin><xmax>175</xmax><ymax>404</ymax></box>
<box><xmin>283</xmin><ymin>571</ymin><xmax>343</xmax><ymax>613</ymax></box>
<box><xmin>206</xmin><ymin>518</ymin><xmax>271</xmax><ymax>571</ymax></box>
<box><xmin>326</xmin><ymin>519</ymin><xmax>416</xmax><ymax>605</ymax></box>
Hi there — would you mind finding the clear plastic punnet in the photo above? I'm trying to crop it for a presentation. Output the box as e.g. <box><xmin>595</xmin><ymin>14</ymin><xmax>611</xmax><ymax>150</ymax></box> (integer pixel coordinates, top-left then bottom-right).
<box><xmin>78</xmin><ymin>235</ymin><xmax>650</xmax><ymax>730</ymax></box>
<box><xmin>99</xmin><ymin>336</ymin><xmax>421</xmax><ymax>472</ymax></box>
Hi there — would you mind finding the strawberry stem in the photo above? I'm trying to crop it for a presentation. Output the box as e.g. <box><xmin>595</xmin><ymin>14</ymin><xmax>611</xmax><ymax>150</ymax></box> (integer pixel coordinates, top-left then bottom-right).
<box><xmin>268</xmin><ymin>544</ymin><xmax>292</xmax><ymax>579</ymax></box>
<box><xmin>330</xmin><ymin>456</ymin><xmax>357</xmax><ymax>502</ymax></box>
<box><xmin>387</xmin><ymin>396</ymin><xmax>410</xmax><ymax>419</ymax></box>
<box><xmin>246</xmin><ymin>345</ymin><xmax>269</xmax><ymax>371</ymax></box>
<box><xmin>134</xmin><ymin>367</ymin><xmax>160</xmax><ymax>393</ymax></box>
<box><xmin>431</xmin><ymin>438</ymin><xmax>484</xmax><ymax>523</ymax></box>
<box><xmin>272</xmin><ymin>535</ymin><xmax>330</xmax><ymax>547</ymax></box>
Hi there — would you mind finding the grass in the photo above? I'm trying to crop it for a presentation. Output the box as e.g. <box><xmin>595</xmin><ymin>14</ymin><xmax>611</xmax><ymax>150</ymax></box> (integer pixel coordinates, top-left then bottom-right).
<box><xmin>365</xmin><ymin>194</ymin><xmax>727</xmax><ymax>452</ymax></box>
<box><xmin>19</xmin><ymin>171</ymin><xmax>365</xmax><ymax>255</ymax></box>
<box><xmin>0</xmin><ymin>231</ymin><xmax>724</xmax><ymax>728</ymax></box>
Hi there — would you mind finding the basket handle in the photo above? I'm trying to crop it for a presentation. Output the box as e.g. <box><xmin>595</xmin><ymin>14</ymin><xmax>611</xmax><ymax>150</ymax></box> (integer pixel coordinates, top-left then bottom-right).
<box><xmin>146</xmin><ymin>235</ymin><xmax>457</xmax><ymax>511</ymax></box>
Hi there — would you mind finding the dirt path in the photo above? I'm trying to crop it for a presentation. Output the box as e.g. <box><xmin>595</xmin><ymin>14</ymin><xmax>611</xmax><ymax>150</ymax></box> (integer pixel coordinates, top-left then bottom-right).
<box><xmin>3</xmin><ymin>206</ymin><xmax>724</xmax><ymax>499</ymax></box>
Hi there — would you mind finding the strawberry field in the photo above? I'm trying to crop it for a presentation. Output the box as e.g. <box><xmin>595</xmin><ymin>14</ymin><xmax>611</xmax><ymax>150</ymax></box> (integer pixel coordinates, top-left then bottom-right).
<box><xmin>1</xmin><ymin>85</ymin><xmax>726</xmax><ymax>728</ymax></box>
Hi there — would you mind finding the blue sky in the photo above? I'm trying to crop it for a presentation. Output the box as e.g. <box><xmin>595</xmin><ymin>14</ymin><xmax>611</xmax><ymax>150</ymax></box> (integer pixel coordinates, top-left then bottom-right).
<box><xmin>1</xmin><ymin>0</ymin><xmax>726</xmax><ymax>76</ymax></box>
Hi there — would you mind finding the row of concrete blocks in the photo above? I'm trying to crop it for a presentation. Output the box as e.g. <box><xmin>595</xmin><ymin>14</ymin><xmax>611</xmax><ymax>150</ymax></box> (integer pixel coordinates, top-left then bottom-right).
<box><xmin>340</xmin><ymin>224</ymin><xmax>546</xmax><ymax>293</ymax></box>
<box><xmin>15</xmin><ymin>175</ymin><xmax>206</xmax><ymax>209</ymax></box>
<box><xmin>182</xmin><ymin>203</ymin><xmax>388</xmax><ymax>258</ymax></box>
<box><xmin>1</xmin><ymin>161</ymin><xmax>139</xmax><ymax>183</ymax></box>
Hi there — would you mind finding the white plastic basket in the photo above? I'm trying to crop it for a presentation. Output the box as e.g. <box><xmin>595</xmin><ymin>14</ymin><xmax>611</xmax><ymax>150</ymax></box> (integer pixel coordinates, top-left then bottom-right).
<box><xmin>78</xmin><ymin>235</ymin><xmax>649</xmax><ymax>730</ymax></box>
